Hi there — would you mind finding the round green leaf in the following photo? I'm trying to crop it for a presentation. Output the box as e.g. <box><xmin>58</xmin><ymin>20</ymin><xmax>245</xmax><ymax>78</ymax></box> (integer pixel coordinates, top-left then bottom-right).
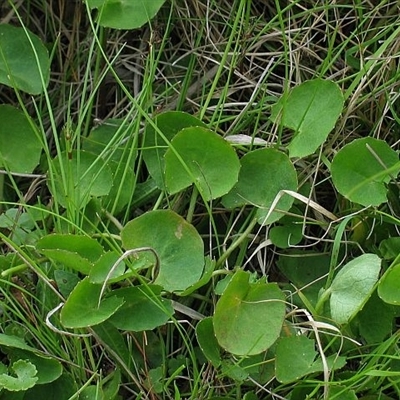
<box><xmin>60</xmin><ymin>277</ymin><xmax>124</xmax><ymax>328</ymax></box>
<box><xmin>270</xmin><ymin>79</ymin><xmax>343</xmax><ymax>158</ymax></box>
<box><xmin>330</xmin><ymin>253</ymin><xmax>381</xmax><ymax>324</ymax></box>
<box><xmin>164</xmin><ymin>126</ymin><xmax>240</xmax><ymax>200</ymax></box>
<box><xmin>222</xmin><ymin>148</ymin><xmax>297</xmax><ymax>224</ymax></box>
<box><xmin>378</xmin><ymin>264</ymin><xmax>400</xmax><ymax>305</ymax></box>
<box><xmin>0</xmin><ymin>105</ymin><xmax>42</xmax><ymax>173</ymax></box>
<box><xmin>121</xmin><ymin>210</ymin><xmax>204</xmax><ymax>292</ymax></box>
<box><xmin>108</xmin><ymin>285</ymin><xmax>173</xmax><ymax>331</ymax></box>
<box><xmin>331</xmin><ymin>138</ymin><xmax>400</xmax><ymax>207</ymax></box>
<box><xmin>213</xmin><ymin>270</ymin><xmax>285</xmax><ymax>356</ymax></box>
<box><xmin>143</xmin><ymin>111</ymin><xmax>207</xmax><ymax>189</ymax></box>
<box><xmin>0</xmin><ymin>24</ymin><xmax>50</xmax><ymax>94</ymax></box>
<box><xmin>48</xmin><ymin>150</ymin><xmax>113</xmax><ymax>209</ymax></box>
<box><xmin>87</xmin><ymin>0</ymin><xmax>167</xmax><ymax>30</ymax></box>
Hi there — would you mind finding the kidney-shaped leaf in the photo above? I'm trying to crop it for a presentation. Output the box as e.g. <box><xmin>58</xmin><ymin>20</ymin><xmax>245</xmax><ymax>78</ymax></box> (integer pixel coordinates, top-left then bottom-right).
<box><xmin>0</xmin><ymin>105</ymin><xmax>42</xmax><ymax>173</ymax></box>
<box><xmin>0</xmin><ymin>24</ymin><xmax>50</xmax><ymax>94</ymax></box>
<box><xmin>165</xmin><ymin>127</ymin><xmax>240</xmax><ymax>200</ymax></box>
<box><xmin>143</xmin><ymin>111</ymin><xmax>207</xmax><ymax>189</ymax></box>
<box><xmin>378</xmin><ymin>264</ymin><xmax>400</xmax><ymax>305</ymax></box>
<box><xmin>48</xmin><ymin>150</ymin><xmax>113</xmax><ymax>209</ymax></box>
<box><xmin>271</xmin><ymin>79</ymin><xmax>343</xmax><ymax>158</ymax></box>
<box><xmin>222</xmin><ymin>148</ymin><xmax>297</xmax><ymax>224</ymax></box>
<box><xmin>36</xmin><ymin>234</ymin><xmax>104</xmax><ymax>275</ymax></box>
<box><xmin>213</xmin><ymin>270</ymin><xmax>285</xmax><ymax>356</ymax></box>
<box><xmin>329</xmin><ymin>253</ymin><xmax>381</xmax><ymax>324</ymax></box>
<box><xmin>331</xmin><ymin>138</ymin><xmax>400</xmax><ymax>207</ymax></box>
<box><xmin>121</xmin><ymin>210</ymin><xmax>204</xmax><ymax>292</ymax></box>
<box><xmin>108</xmin><ymin>285</ymin><xmax>173</xmax><ymax>331</ymax></box>
<box><xmin>60</xmin><ymin>277</ymin><xmax>124</xmax><ymax>328</ymax></box>
<box><xmin>86</xmin><ymin>0</ymin><xmax>167</xmax><ymax>30</ymax></box>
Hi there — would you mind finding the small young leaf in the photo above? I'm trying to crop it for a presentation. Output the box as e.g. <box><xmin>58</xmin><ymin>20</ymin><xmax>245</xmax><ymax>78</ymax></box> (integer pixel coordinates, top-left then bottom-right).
<box><xmin>213</xmin><ymin>270</ymin><xmax>285</xmax><ymax>356</ymax></box>
<box><xmin>222</xmin><ymin>148</ymin><xmax>297</xmax><ymax>224</ymax></box>
<box><xmin>0</xmin><ymin>359</ymin><xmax>37</xmax><ymax>391</ymax></box>
<box><xmin>164</xmin><ymin>127</ymin><xmax>240</xmax><ymax>200</ymax></box>
<box><xmin>329</xmin><ymin>253</ymin><xmax>381</xmax><ymax>324</ymax></box>
<box><xmin>0</xmin><ymin>24</ymin><xmax>50</xmax><ymax>94</ymax></box>
<box><xmin>121</xmin><ymin>210</ymin><xmax>204</xmax><ymax>292</ymax></box>
<box><xmin>60</xmin><ymin>277</ymin><xmax>124</xmax><ymax>328</ymax></box>
<box><xmin>86</xmin><ymin>0</ymin><xmax>167</xmax><ymax>30</ymax></box>
<box><xmin>270</xmin><ymin>79</ymin><xmax>343</xmax><ymax>158</ymax></box>
<box><xmin>108</xmin><ymin>285</ymin><xmax>173</xmax><ymax>331</ymax></box>
<box><xmin>0</xmin><ymin>105</ymin><xmax>42</xmax><ymax>173</ymax></box>
<box><xmin>331</xmin><ymin>137</ymin><xmax>400</xmax><ymax>206</ymax></box>
<box><xmin>143</xmin><ymin>111</ymin><xmax>207</xmax><ymax>189</ymax></box>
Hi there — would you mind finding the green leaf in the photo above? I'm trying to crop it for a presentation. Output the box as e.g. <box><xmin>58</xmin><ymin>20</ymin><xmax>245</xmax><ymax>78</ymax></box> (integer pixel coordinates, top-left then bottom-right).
<box><xmin>357</xmin><ymin>291</ymin><xmax>396</xmax><ymax>343</ymax></box>
<box><xmin>8</xmin><ymin>350</ymin><xmax>62</xmax><ymax>385</ymax></box>
<box><xmin>48</xmin><ymin>150</ymin><xmax>113</xmax><ymax>209</ymax></box>
<box><xmin>21</xmin><ymin>373</ymin><xmax>76</xmax><ymax>400</ymax></box>
<box><xmin>89</xmin><ymin>251</ymin><xmax>127</xmax><ymax>284</ymax></box>
<box><xmin>54</xmin><ymin>270</ymin><xmax>80</xmax><ymax>298</ymax></box>
<box><xmin>378</xmin><ymin>264</ymin><xmax>400</xmax><ymax>305</ymax></box>
<box><xmin>196</xmin><ymin>317</ymin><xmax>221</xmax><ymax>367</ymax></box>
<box><xmin>108</xmin><ymin>285</ymin><xmax>173</xmax><ymax>331</ymax></box>
<box><xmin>269</xmin><ymin>209</ymin><xmax>303</xmax><ymax>248</ymax></box>
<box><xmin>86</xmin><ymin>0</ymin><xmax>167</xmax><ymax>30</ymax></box>
<box><xmin>60</xmin><ymin>277</ymin><xmax>125</xmax><ymax>328</ymax></box>
<box><xmin>270</xmin><ymin>79</ymin><xmax>343</xmax><ymax>158</ymax></box>
<box><xmin>79</xmin><ymin>385</ymin><xmax>104</xmax><ymax>400</ymax></box>
<box><xmin>91</xmin><ymin>322</ymin><xmax>131</xmax><ymax>368</ymax></box>
<box><xmin>329</xmin><ymin>254</ymin><xmax>381</xmax><ymax>324</ymax></box>
<box><xmin>0</xmin><ymin>359</ymin><xmax>37</xmax><ymax>391</ymax></box>
<box><xmin>121</xmin><ymin>210</ymin><xmax>204</xmax><ymax>292</ymax></box>
<box><xmin>36</xmin><ymin>234</ymin><xmax>104</xmax><ymax>275</ymax></box>
<box><xmin>213</xmin><ymin>270</ymin><xmax>285</xmax><ymax>356</ymax></box>
<box><xmin>275</xmin><ymin>335</ymin><xmax>317</xmax><ymax>383</ymax></box>
<box><xmin>164</xmin><ymin>127</ymin><xmax>240</xmax><ymax>200</ymax></box>
<box><xmin>222</xmin><ymin>148</ymin><xmax>297</xmax><ymax>224</ymax></box>
<box><xmin>0</xmin><ymin>105</ymin><xmax>42</xmax><ymax>173</ymax></box>
<box><xmin>331</xmin><ymin>138</ymin><xmax>400</xmax><ymax>206</ymax></box>
<box><xmin>0</xmin><ymin>24</ymin><xmax>50</xmax><ymax>94</ymax></box>
<box><xmin>143</xmin><ymin>111</ymin><xmax>207</xmax><ymax>189</ymax></box>
<box><xmin>379</xmin><ymin>237</ymin><xmax>400</xmax><ymax>260</ymax></box>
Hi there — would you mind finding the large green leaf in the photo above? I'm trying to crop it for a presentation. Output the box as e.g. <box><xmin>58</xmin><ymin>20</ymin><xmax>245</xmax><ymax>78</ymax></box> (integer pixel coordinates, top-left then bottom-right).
<box><xmin>165</xmin><ymin>127</ymin><xmax>240</xmax><ymax>200</ymax></box>
<box><xmin>222</xmin><ymin>148</ymin><xmax>297</xmax><ymax>224</ymax></box>
<box><xmin>108</xmin><ymin>285</ymin><xmax>173</xmax><ymax>331</ymax></box>
<box><xmin>143</xmin><ymin>111</ymin><xmax>207</xmax><ymax>189</ymax></box>
<box><xmin>48</xmin><ymin>150</ymin><xmax>113</xmax><ymax>209</ymax></box>
<box><xmin>60</xmin><ymin>277</ymin><xmax>124</xmax><ymax>328</ymax></box>
<box><xmin>329</xmin><ymin>253</ymin><xmax>381</xmax><ymax>324</ymax></box>
<box><xmin>0</xmin><ymin>105</ymin><xmax>42</xmax><ymax>173</ymax></box>
<box><xmin>86</xmin><ymin>0</ymin><xmax>167</xmax><ymax>30</ymax></box>
<box><xmin>213</xmin><ymin>270</ymin><xmax>285</xmax><ymax>356</ymax></box>
<box><xmin>0</xmin><ymin>24</ymin><xmax>50</xmax><ymax>94</ymax></box>
<box><xmin>331</xmin><ymin>137</ymin><xmax>400</xmax><ymax>206</ymax></box>
<box><xmin>121</xmin><ymin>210</ymin><xmax>204</xmax><ymax>292</ymax></box>
<box><xmin>270</xmin><ymin>79</ymin><xmax>343</xmax><ymax>158</ymax></box>
<box><xmin>36</xmin><ymin>234</ymin><xmax>104</xmax><ymax>275</ymax></box>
